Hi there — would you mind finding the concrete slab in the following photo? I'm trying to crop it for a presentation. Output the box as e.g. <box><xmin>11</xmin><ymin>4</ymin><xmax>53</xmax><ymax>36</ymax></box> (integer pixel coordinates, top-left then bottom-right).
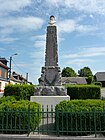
<box><xmin>30</xmin><ymin>95</ymin><xmax>70</xmax><ymax>109</ymax></box>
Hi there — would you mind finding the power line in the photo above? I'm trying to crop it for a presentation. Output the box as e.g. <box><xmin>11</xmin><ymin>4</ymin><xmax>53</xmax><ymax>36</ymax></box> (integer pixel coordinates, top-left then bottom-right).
<box><xmin>12</xmin><ymin>59</ymin><xmax>27</xmax><ymax>74</ymax></box>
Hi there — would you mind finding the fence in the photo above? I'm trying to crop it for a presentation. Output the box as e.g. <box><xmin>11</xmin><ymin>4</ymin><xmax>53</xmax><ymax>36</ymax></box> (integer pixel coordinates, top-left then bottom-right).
<box><xmin>0</xmin><ymin>105</ymin><xmax>105</xmax><ymax>137</ymax></box>
<box><xmin>56</xmin><ymin>108</ymin><xmax>105</xmax><ymax>137</ymax></box>
<box><xmin>0</xmin><ymin>106</ymin><xmax>31</xmax><ymax>135</ymax></box>
<box><xmin>0</xmin><ymin>105</ymin><xmax>56</xmax><ymax>136</ymax></box>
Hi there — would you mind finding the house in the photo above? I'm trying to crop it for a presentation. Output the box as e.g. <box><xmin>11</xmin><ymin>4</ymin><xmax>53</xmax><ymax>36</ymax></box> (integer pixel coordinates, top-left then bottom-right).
<box><xmin>95</xmin><ymin>72</ymin><xmax>105</xmax><ymax>87</ymax></box>
<box><xmin>0</xmin><ymin>58</ymin><xmax>9</xmax><ymax>93</ymax></box>
<box><xmin>0</xmin><ymin>57</ymin><xmax>32</xmax><ymax>95</ymax></box>
<box><xmin>10</xmin><ymin>71</ymin><xmax>32</xmax><ymax>85</ymax></box>
<box><xmin>10</xmin><ymin>71</ymin><xmax>26</xmax><ymax>84</ymax></box>
<box><xmin>61</xmin><ymin>77</ymin><xmax>87</xmax><ymax>85</ymax></box>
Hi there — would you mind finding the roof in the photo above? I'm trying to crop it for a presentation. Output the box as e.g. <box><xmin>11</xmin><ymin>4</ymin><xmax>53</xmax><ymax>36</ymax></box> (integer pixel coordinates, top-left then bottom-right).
<box><xmin>95</xmin><ymin>72</ymin><xmax>105</xmax><ymax>81</ymax></box>
<box><xmin>0</xmin><ymin>57</ymin><xmax>8</xmax><ymax>66</ymax></box>
<box><xmin>10</xmin><ymin>71</ymin><xmax>33</xmax><ymax>84</ymax></box>
<box><xmin>0</xmin><ymin>62</ymin><xmax>8</xmax><ymax>69</ymax></box>
<box><xmin>10</xmin><ymin>76</ymin><xmax>22</xmax><ymax>83</ymax></box>
<box><xmin>61</xmin><ymin>77</ymin><xmax>87</xmax><ymax>84</ymax></box>
<box><xmin>0</xmin><ymin>57</ymin><xmax>8</xmax><ymax>69</ymax></box>
<box><xmin>12</xmin><ymin>72</ymin><xmax>26</xmax><ymax>80</ymax></box>
<box><xmin>0</xmin><ymin>58</ymin><xmax>8</xmax><ymax>62</ymax></box>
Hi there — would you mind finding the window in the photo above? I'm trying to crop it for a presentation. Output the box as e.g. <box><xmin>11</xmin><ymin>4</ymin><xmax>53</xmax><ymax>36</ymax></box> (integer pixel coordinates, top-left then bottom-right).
<box><xmin>0</xmin><ymin>70</ymin><xmax>1</xmax><ymax>77</ymax></box>
<box><xmin>0</xmin><ymin>82</ymin><xmax>1</xmax><ymax>91</ymax></box>
<box><xmin>4</xmin><ymin>71</ymin><xmax>7</xmax><ymax>79</ymax></box>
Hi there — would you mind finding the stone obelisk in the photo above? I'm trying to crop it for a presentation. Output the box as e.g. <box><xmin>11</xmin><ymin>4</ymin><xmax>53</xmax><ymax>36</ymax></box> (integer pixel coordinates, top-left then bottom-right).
<box><xmin>39</xmin><ymin>15</ymin><xmax>61</xmax><ymax>86</ymax></box>
<box><xmin>34</xmin><ymin>16</ymin><xmax>67</xmax><ymax>96</ymax></box>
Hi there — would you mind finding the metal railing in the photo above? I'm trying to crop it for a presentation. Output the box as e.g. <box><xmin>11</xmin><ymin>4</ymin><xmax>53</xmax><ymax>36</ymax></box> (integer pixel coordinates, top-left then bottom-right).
<box><xmin>0</xmin><ymin>105</ymin><xmax>105</xmax><ymax>137</ymax></box>
<box><xmin>0</xmin><ymin>106</ymin><xmax>31</xmax><ymax>135</ymax></box>
<box><xmin>56</xmin><ymin>107</ymin><xmax>105</xmax><ymax>137</ymax></box>
<box><xmin>0</xmin><ymin>105</ymin><xmax>56</xmax><ymax>135</ymax></box>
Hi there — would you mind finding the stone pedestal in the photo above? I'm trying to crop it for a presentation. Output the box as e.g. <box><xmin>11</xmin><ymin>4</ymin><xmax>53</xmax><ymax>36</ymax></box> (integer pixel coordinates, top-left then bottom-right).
<box><xmin>34</xmin><ymin>86</ymin><xmax>67</xmax><ymax>96</ymax></box>
<box><xmin>30</xmin><ymin>95</ymin><xmax>70</xmax><ymax>110</ymax></box>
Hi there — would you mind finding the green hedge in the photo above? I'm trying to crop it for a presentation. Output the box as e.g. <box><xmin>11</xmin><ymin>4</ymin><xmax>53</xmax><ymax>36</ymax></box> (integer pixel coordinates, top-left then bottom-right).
<box><xmin>55</xmin><ymin>100</ymin><xmax>105</xmax><ymax>135</ymax></box>
<box><xmin>4</xmin><ymin>84</ymin><xmax>35</xmax><ymax>100</ymax></box>
<box><xmin>94</xmin><ymin>82</ymin><xmax>102</xmax><ymax>87</ymax></box>
<box><xmin>0</xmin><ymin>96</ymin><xmax>16</xmax><ymax>104</ymax></box>
<box><xmin>0</xmin><ymin>96</ymin><xmax>41</xmax><ymax>133</ymax></box>
<box><xmin>56</xmin><ymin>100</ymin><xmax>105</xmax><ymax>111</ymax></box>
<box><xmin>65</xmin><ymin>85</ymin><xmax>101</xmax><ymax>100</ymax></box>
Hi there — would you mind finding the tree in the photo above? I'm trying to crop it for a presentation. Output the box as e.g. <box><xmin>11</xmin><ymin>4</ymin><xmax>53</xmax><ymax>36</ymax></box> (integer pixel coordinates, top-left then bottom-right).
<box><xmin>86</xmin><ymin>76</ymin><xmax>93</xmax><ymax>84</ymax></box>
<box><xmin>78</xmin><ymin>66</ymin><xmax>93</xmax><ymax>77</ymax></box>
<box><xmin>62</xmin><ymin>67</ymin><xmax>77</xmax><ymax>77</ymax></box>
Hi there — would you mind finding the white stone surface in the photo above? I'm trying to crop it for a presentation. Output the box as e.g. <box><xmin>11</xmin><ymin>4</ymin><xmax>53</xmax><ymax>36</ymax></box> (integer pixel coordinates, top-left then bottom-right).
<box><xmin>30</xmin><ymin>95</ymin><xmax>70</xmax><ymax>109</ymax></box>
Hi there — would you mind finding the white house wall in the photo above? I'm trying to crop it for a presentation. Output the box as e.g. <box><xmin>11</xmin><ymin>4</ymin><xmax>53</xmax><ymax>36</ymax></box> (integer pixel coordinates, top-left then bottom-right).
<box><xmin>0</xmin><ymin>80</ymin><xmax>8</xmax><ymax>93</ymax></box>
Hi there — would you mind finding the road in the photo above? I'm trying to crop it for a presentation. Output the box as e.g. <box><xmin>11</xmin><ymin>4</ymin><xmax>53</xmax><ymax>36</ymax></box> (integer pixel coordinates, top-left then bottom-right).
<box><xmin>101</xmin><ymin>88</ymin><xmax>105</xmax><ymax>98</ymax></box>
<box><xmin>0</xmin><ymin>93</ymin><xmax>3</xmax><ymax>98</ymax></box>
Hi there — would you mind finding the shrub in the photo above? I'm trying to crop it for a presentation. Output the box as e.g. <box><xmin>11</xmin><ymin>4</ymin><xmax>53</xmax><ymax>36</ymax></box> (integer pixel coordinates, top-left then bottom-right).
<box><xmin>65</xmin><ymin>85</ymin><xmax>101</xmax><ymax>100</ymax></box>
<box><xmin>0</xmin><ymin>96</ymin><xmax>16</xmax><ymax>104</ymax></box>
<box><xmin>55</xmin><ymin>100</ymin><xmax>105</xmax><ymax>136</ymax></box>
<box><xmin>56</xmin><ymin>100</ymin><xmax>105</xmax><ymax>111</ymax></box>
<box><xmin>4</xmin><ymin>84</ymin><xmax>35</xmax><ymax>100</ymax></box>
<box><xmin>85</xmin><ymin>76</ymin><xmax>93</xmax><ymax>84</ymax></box>
<box><xmin>0</xmin><ymin>96</ymin><xmax>41</xmax><ymax>133</ymax></box>
<box><xmin>94</xmin><ymin>82</ymin><xmax>102</xmax><ymax>87</ymax></box>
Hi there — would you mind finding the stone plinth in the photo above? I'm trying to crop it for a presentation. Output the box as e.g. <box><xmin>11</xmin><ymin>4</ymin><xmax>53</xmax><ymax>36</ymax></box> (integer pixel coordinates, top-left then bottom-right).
<box><xmin>30</xmin><ymin>95</ymin><xmax>70</xmax><ymax>109</ymax></box>
<box><xmin>34</xmin><ymin>86</ymin><xmax>67</xmax><ymax>96</ymax></box>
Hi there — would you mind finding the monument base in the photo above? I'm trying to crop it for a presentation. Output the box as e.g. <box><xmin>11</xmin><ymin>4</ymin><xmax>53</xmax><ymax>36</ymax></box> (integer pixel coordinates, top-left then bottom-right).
<box><xmin>34</xmin><ymin>86</ymin><xmax>67</xmax><ymax>96</ymax></box>
<box><xmin>30</xmin><ymin>95</ymin><xmax>70</xmax><ymax>109</ymax></box>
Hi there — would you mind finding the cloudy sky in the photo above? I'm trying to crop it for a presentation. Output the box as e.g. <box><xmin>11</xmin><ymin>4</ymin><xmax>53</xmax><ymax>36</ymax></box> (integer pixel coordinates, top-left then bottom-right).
<box><xmin>0</xmin><ymin>0</ymin><xmax>105</xmax><ymax>84</ymax></box>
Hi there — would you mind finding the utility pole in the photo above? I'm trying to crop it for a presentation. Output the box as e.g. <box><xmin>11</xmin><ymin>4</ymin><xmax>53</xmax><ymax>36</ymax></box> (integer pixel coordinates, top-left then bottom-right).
<box><xmin>9</xmin><ymin>53</ymin><xmax>18</xmax><ymax>79</ymax></box>
<box><xmin>26</xmin><ymin>73</ymin><xmax>28</xmax><ymax>84</ymax></box>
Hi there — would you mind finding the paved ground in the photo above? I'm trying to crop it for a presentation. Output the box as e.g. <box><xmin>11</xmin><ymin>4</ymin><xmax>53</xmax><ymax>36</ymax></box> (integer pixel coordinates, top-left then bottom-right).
<box><xmin>0</xmin><ymin>134</ymin><xmax>105</xmax><ymax>140</ymax></box>
<box><xmin>101</xmin><ymin>88</ymin><xmax>105</xmax><ymax>98</ymax></box>
<box><xmin>0</xmin><ymin>93</ymin><xmax>3</xmax><ymax>98</ymax></box>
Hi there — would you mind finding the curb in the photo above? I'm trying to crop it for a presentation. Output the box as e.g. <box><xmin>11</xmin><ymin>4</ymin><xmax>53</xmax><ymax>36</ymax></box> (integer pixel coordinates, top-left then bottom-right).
<box><xmin>0</xmin><ymin>134</ymin><xmax>105</xmax><ymax>140</ymax></box>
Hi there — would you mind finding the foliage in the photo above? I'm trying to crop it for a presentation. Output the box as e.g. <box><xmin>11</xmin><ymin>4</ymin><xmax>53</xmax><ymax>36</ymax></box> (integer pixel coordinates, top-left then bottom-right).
<box><xmin>4</xmin><ymin>84</ymin><xmax>35</xmax><ymax>100</ymax></box>
<box><xmin>56</xmin><ymin>100</ymin><xmax>105</xmax><ymax>112</ymax></box>
<box><xmin>55</xmin><ymin>100</ymin><xmax>105</xmax><ymax>135</ymax></box>
<box><xmin>62</xmin><ymin>67</ymin><xmax>77</xmax><ymax>77</ymax></box>
<box><xmin>78</xmin><ymin>66</ymin><xmax>93</xmax><ymax>77</ymax></box>
<box><xmin>0</xmin><ymin>96</ymin><xmax>16</xmax><ymax>104</ymax></box>
<box><xmin>0</xmin><ymin>96</ymin><xmax>41</xmax><ymax>133</ymax></box>
<box><xmin>65</xmin><ymin>85</ymin><xmax>101</xmax><ymax>100</ymax></box>
<box><xmin>85</xmin><ymin>76</ymin><xmax>93</xmax><ymax>84</ymax></box>
<box><xmin>94</xmin><ymin>82</ymin><xmax>102</xmax><ymax>87</ymax></box>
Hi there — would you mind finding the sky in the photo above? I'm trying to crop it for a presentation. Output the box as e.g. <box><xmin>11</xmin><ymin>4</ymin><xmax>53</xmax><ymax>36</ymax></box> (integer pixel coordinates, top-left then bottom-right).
<box><xmin>0</xmin><ymin>0</ymin><xmax>105</xmax><ymax>84</ymax></box>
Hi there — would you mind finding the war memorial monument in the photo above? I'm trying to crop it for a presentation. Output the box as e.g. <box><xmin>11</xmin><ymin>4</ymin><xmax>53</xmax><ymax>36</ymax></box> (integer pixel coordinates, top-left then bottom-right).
<box><xmin>30</xmin><ymin>16</ymin><xmax>70</xmax><ymax>107</ymax></box>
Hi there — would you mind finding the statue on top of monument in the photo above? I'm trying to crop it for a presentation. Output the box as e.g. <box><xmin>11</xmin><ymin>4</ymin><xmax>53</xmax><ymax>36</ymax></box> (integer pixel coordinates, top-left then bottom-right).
<box><xmin>48</xmin><ymin>15</ymin><xmax>56</xmax><ymax>26</ymax></box>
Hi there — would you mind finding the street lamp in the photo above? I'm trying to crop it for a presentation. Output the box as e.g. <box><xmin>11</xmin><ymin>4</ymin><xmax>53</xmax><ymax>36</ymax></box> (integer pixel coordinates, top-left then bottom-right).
<box><xmin>9</xmin><ymin>53</ymin><xmax>18</xmax><ymax>79</ymax></box>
